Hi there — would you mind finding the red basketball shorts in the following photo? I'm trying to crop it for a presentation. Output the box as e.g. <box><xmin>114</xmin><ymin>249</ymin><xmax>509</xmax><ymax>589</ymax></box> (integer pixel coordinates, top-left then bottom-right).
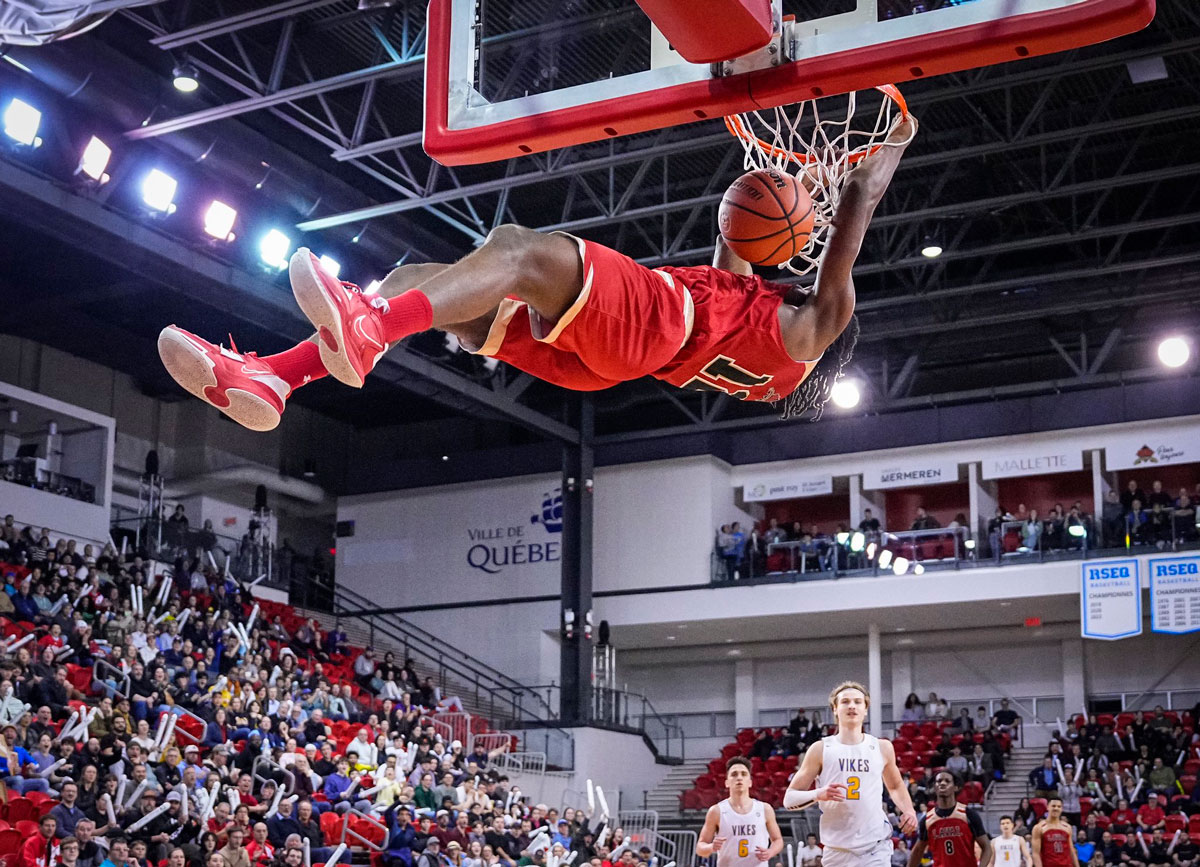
<box><xmin>469</xmin><ymin>233</ymin><xmax>695</xmax><ymax>391</ymax></box>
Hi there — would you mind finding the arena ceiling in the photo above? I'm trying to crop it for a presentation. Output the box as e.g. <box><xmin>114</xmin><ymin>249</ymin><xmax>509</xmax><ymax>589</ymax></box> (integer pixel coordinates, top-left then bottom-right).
<box><xmin>1</xmin><ymin>0</ymin><xmax>1199</xmax><ymax>464</ymax></box>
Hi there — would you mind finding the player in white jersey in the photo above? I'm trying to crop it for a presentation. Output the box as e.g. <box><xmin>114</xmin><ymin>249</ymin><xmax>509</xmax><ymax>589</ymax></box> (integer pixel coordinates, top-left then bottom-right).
<box><xmin>992</xmin><ymin>817</ymin><xmax>1032</xmax><ymax>867</ymax></box>
<box><xmin>698</xmin><ymin>756</ymin><xmax>784</xmax><ymax>867</ymax></box>
<box><xmin>782</xmin><ymin>681</ymin><xmax>918</xmax><ymax>867</ymax></box>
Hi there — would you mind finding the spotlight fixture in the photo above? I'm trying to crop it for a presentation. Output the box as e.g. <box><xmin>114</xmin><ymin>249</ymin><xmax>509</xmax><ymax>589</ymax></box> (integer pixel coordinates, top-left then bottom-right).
<box><xmin>318</xmin><ymin>254</ymin><xmax>341</xmax><ymax>279</ymax></box>
<box><xmin>173</xmin><ymin>62</ymin><xmax>200</xmax><ymax>93</ymax></box>
<box><xmin>259</xmin><ymin>229</ymin><xmax>292</xmax><ymax>270</ymax></box>
<box><xmin>1158</xmin><ymin>336</ymin><xmax>1190</xmax><ymax>368</ymax></box>
<box><xmin>921</xmin><ymin>241</ymin><xmax>943</xmax><ymax>259</ymax></box>
<box><xmin>878</xmin><ymin>549</ymin><xmax>893</xmax><ymax>569</ymax></box>
<box><xmin>892</xmin><ymin>556</ymin><xmax>911</xmax><ymax>575</ymax></box>
<box><xmin>141</xmin><ymin>169</ymin><xmax>178</xmax><ymax>214</ymax></box>
<box><xmin>913</xmin><ymin>563</ymin><xmax>925</xmax><ymax>575</ymax></box>
<box><xmin>849</xmin><ymin>532</ymin><xmax>866</xmax><ymax>553</ymax></box>
<box><xmin>77</xmin><ymin>136</ymin><xmax>111</xmax><ymax>183</ymax></box>
<box><xmin>204</xmin><ymin>201</ymin><xmax>238</xmax><ymax>241</ymax></box>
<box><xmin>831</xmin><ymin>379</ymin><xmax>861</xmax><ymax>409</ymax></box>
<box><xmin>3</xmin><ymin>98</ymin><xmax>42</xmax><ymax>147</ymax></box>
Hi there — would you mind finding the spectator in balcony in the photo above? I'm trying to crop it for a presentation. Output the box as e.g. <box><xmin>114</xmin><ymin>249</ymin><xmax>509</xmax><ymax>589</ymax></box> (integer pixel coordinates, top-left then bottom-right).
<box><xmin>1173</xmin><ymin>494</ymin><xmax>1197</xmax><ymax>543</ymax></box>
<box><xmin>966</xmin><ymin>744</ymin><xmax>994</xmax><ymax>783</ymax></box>
<box><xmin>1012</xmin><ymin>799</ymin><xmax>1036</xmax><ymax>834</ymax></box>
<box><xmin>1066</xmin><ymin>506</ymin><xmax>1091</xmax><ymax>550</ymax></box>
<box><xmin>167</xmin><ymin>505</ymin><xmax>190</xmax><ymax>547</ymax></box>
<box><xmin>1146</xmin><ymin>503</ymin><xmax>1172</xmax><ymax>549</ymax></box>
<box><xmin>1098</xmin><ymin>491</ymin><xmax>1123</xmax><ymax>547</ymax></box>
<box><xmin>354</xmin><ymin>649</ymin><xmax>378</xmax><ymax>694</ymax></box>
<box><xmin>1122</xmin><ymin>480</ymin><xmax>1147</xmax><ymax>513</ymax></box>
<box><xmin>911</xmin><ymin>507</ymin><xmax>940</xmax><ymax>531</ymax></box>
<box><xmin>1146</xmin><ymin>757</ymin><xmax>1177</xmax><ymax>797</ymax></box>
<box><xmin>950</xmin><ymin>707</ymin><xmax>974</xmax><ymax>734</ymax></box>
<box><xmin>900</xmin><ymin>694</ymin><xmax>922</xmax><ymax>723</ymax></box>
<box><xmin>1059</xmin><ymin>767</ymin><xmax>1083</xmax><ymax>824</ymax></box>
<box><xmin>762</xmin><ymin>518</ymin><xmax>787</xmax><ymax>547</ymax></box>
<box><xmin>945</xmin><ymin>746</ymin><xmax>968</xmax><ymax>777</ymax></box>
<box><xmin>924</xmin><ymin>693</ymin><xmax>948</xmax><ymax>720</ymax></box>
<box><xmin>1126</xmin><ymin>500</ymin><xmax>1149</xmax><ymax>545</ymax></box>
<box><xmin>1021</xmin><ymin>509</ymin><xmax>1043</xmax><ymax>551</ymax></box>
<box><xmin>1147</xmin><ymin>481</ymin><xmax>1172</xmax><ymax>509</ymax></box>
<box><xmin>1044</xmin><ymin>507</ymin><xmax>1066</xmax><ymax>550</ymax></box>
<box><xmin>859</xmin><ymin>509</ymin><xmax>881</xmax><ymax>536</ymax></box>
<box><xmin>1029</xmin><ymin>757</ymin><xmax>1060</xmax><ymax>798</ymax></box>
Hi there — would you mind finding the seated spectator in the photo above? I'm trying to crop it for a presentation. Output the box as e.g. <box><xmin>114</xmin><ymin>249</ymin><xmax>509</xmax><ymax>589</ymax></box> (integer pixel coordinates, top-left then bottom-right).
<box><xmin>924</xmin><ymin>692</ymin><xmax>948</xmax><ymax>720</ymax></box>
<box><xmin>911</xmin><ymin>507</ymin><xmax>940</xmax><ymax>531</ymax></box>
<box><xmin>1122</xmin><ymin>480</ymin><xmax>1147</xmax><ymax>513</ymax></box>
<box><xmin>1127</xmin><ymin>500</ymin><xmax>1149</xmax><ymax>544</ymax></box>
<box><xmin>1173</xmin><ymin>494</ymin><xmax>1198</xmax><ymax>542</ymax></box>
<box><xmin>966</xmin><ymin>744</ymin><xmax>994</xmax><ymax>783</ymax></box>
<box><xmin>1029</xmin><ymin>757</ymin><xmax>1060</xmax><ymax>798</ymax></box>
<box><xmin>798</xmin><ymin>834</ymin><xmax>822</xmax><ymax>867</ymax></box>
<box><xmin>1147</xmin><ymin>480</ymin><xmax>1173</xmax><ymax>509</ymax></box>
<box><xmin>1146</xmin><ymin>503</ymin><xmax>1172</xmax><ymax>549</ymax></box>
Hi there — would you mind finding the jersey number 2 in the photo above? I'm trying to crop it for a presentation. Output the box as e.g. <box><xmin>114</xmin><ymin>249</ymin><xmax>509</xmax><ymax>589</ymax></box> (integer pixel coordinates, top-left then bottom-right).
<box><xmin>738</xmin><ymin>841</ymin><xmax>749</xmax><ymax>857</ymax></box>
<box><xmin>846</xmin><ymin>776</ymin><xmax>861</xmax><ymax>800</ymax></box>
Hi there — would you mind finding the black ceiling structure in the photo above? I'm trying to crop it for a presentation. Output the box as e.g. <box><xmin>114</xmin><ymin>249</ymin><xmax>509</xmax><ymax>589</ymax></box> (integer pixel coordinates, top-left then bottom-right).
<box><xmin>1</xmin><ymin>0</ymin><xmax>1198</xmax><ymax>489</ymax></box>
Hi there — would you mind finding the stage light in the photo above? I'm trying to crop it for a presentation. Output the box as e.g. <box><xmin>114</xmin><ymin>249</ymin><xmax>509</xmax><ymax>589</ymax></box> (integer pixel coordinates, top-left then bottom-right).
<box><xmin>1158</xmin><ymin>336</ymin><xmax>1189</xmax><ymax>368</ymax></box>
<box><xmin>204</xmin><ymin>201</ymin><xmax>238</xmax><ymax>241</ymax></box>
<box><xmin>921</xmin><ymin>243</ymin><xmax>943</xmax><ymax>258</ymax></box>
<box><xmin>364</xmin><ymin>280</ymin><xmax>382</xmax><ymax>295</ymax></box>
<box><xmin>141</xmin><ymin>169</ymin><xmax>178</xmax><ymax>214</ymax></box>
<box><xmin>878</xmin><ymin>549</ymin><xmax>893</xmax><ymax>569</ymax></box>
<box><xmin>1068</xmin><ymin>524</ymin><xmax>1087</xmax><ymax>538</ymax></box>
<box><xmin>836</xmin><ymin>532</ymin><xmax>849</xmax><ymax>545</ymax></box>
<box><xmin>964</xmin><ymin>539</ymin><xmax>976</xmax><ymax>550</ymax></box>
<box><xmin>173</xmin><ymin>62</ymin><xmax>200</xmax><ymax>93</ymax></box>
<box><xmin>318</xmin><ymin>254</ymin><xmax>341</xmax><ymax>279</ymax></box>
<box><xmin>3</xmin><ymin>98</ymin><xmax>42</xmax><ymax>147</ymax></box>
<box><xmin>831</xmin><ymin>379</ymin><xmax>861</xmax><ymax>409</ymax></box>
<box><xmin>865</xmin><ymin>542</ymin><xmax>877</xmax><ymax>560</ymax></box>
<box><xmin>78</xmin><ymin>136</ymin><xmax>111</xmax><ymax>182</ymax></box>
<box><xmin>893</xmin><ymin>556</ymin><xmax>910</xmax><ymax>575</ymax></box>
<box><xmin>260</xmin><ymin>229</ymin><xmax>292</xmax><ymax>269</ymax></box>
<box><xmin>913</xmin><ymin>563</ymin><xmax>925</xmax><ymax>575</ymax></box>
<box><xmin>850</xmin><ymin>532</ymin><xmax>866</xmax><ymax>553</ymax></box>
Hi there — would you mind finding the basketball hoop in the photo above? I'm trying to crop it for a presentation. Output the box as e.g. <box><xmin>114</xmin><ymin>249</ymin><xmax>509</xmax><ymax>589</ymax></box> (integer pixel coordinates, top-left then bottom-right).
<box><xmin>725</xmin><ymin>84</ymin><xmax>912</xmax><ymax>276</ymax></box>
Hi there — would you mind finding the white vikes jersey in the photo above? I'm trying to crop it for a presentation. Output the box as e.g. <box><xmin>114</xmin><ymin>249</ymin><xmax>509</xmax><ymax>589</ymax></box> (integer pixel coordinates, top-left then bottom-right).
<box><xmin>717</xmin><ymin>798</ymin><xmax>771</xmax><ymax>867</ymax></box>
<box><xmin>816</xmin><ymin>733</ymin><xmax>892</xmax><ymax>850</ymax></box>
<box><xmin>993</xmin><ymin>836</ymin><xmax>1024</xmax><ymax>867</ymax></box>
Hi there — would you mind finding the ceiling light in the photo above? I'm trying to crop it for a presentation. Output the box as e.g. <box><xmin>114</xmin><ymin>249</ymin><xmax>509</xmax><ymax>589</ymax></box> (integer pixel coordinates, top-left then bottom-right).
<box><xmin>921</xmin><ymin>243</ymin><xmax>943</xmax><ymax>259</ymax></box>
<box><xmin>173</xmin><ymin>62</ymin><xmax>200</xmax><ymax>93</ymax></box>
<box><xmin>1158</xmin><ymin>336</ymin><xmax>1189</xmax><ymax>368</ymax></box>
<box><xmin>831</xmin><ymin>379</ymin><xmax>861</xmax><ymax>409</ymax></box>
<box><xmin>318</xmin><ymin>254</ymin><xmax>341</xmax><ymax>279</ymax></box>
<box><xmin>260</xmin><ymin>229</ymin><xmax>292</xmax><ymax>270</ymax></box>
<box><xmin>727</xmin><ymin>649</ymin><xmax>742</xmax><ymax>656</ymax></box>
<box><xmin>204</xmin><ymin>201</ymin><xmax>238</xmax><ymax>241</ymax></box>
<box><xmin>3</xmin><ymin>98</ymin><xmax>42</xmax><ymax>147</ymax></box>
<box><xmin>78</xmin><ymin>136</ymin><xmax>111</xmax><ymax>183</ymax></box>
<box><xmin>666</xmin><ymin>635</ymin><xmax>676</xmax><ymax>641</ymax></box>
<box><xmin>141</xmin><ymin>169</ymin><xmax>178</xmax><ymax>213</ymax></box>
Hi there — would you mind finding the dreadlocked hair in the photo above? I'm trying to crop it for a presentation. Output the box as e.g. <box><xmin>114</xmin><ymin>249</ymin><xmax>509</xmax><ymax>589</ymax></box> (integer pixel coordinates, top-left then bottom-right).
<box><xmin>778</xmin><ymin>314</ymin><xmax>860</xmax><ymax>421</ymax></box>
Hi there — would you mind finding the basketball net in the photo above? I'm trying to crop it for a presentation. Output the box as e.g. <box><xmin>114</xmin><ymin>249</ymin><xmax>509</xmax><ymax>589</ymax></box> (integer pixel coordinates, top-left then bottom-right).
<box><xmin>726</xmin><ymin>84</ymin><xmax>912</xmax><ymax>277</ymax></box>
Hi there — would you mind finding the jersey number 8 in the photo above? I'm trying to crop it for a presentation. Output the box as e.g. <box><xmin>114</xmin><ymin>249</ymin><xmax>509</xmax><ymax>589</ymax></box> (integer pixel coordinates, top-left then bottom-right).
<box><xmin>846</xmin><ymin>776</ymin><xmax>861</xmax><ymax>800</ymax></box>
<box><xmin>738</xmin><ymin>841</ymin><xmax>749</xmax><ymax>857</ymax></box>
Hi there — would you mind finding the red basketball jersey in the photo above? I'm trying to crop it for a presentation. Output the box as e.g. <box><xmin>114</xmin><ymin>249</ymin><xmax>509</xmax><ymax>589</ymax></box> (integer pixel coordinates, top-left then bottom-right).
<box><xmin>1040</xmin><ymin>826</ymin><xmax>1074</xmax><ymax>867</ymax></box>
<box><xmin>920</xmin><ymin>804</ymin><xmax>984</xmax><ymax>867</ymax></box>
<box><xmin>651</xmin><ymin>266</ymin><xmax>816</xmax><ymax>403</ymax></box>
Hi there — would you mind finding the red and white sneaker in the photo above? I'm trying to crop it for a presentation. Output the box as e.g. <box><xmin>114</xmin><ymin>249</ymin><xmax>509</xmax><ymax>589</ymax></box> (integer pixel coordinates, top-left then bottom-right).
<box><xmin>157</xmin><ymin>326</ymin><xmax>291</xmax><ymax>432</ymax></box>
<box><xmin>289</xmin><ymin>247</ymin><xmax>389</xmax><ymax>388</ymax></box>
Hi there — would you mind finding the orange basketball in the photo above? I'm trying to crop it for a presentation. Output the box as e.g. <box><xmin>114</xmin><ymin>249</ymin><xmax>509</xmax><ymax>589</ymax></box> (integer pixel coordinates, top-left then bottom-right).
<box><xmin>718</xmin><ymin>169</ymin><xmax>816</xmax><ymax>267</ymax></box>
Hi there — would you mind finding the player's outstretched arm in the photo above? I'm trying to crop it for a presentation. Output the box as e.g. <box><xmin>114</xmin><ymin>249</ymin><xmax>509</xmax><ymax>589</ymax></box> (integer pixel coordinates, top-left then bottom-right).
<box><xmin>713</xmin><ymin>235</ymin><xmax>755</xmax><ymax>277</ymax></box>
<box><xmin>696</xmin><ymin>804</ymin><xmax>727</xmax><ymax>858</ymax></box>
<box><xmin>759</xmin><ymin>804</ymin><xmax>785</xmax><ymax>862</ymax></box>
<box><xmin>779</xmin><ymin>116</ymin><xmax>917</xmax><ymax>362</ymax></box>
<box><xmin>881</xmin><ymin>739</ymin><xmax>918</xmax><ymax>836</ymax></box>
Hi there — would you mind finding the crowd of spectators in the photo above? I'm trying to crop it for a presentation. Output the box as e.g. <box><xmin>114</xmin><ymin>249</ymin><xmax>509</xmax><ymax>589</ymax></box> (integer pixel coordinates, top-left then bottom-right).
<box><xmin>985</xmin><ymin>502</ymin><xmax>1095</xmax><ymax>556</ymax></box>
<box><xmin>0</xmin><ymin>512</ymin><xmax>645</xmax><ymax>867</ymax></box>
<box><xmin>1101</xmin><ymin>480</ymin><xmax>1200</xmax><ymax>550</ymax></box>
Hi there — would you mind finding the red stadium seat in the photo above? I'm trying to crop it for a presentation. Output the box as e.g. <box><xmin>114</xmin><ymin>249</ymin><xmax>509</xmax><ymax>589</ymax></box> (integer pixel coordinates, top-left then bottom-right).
<box><xmin>1188</xmin><ymin>815</ymin><xmax>1200</xmax><ymax>834</ymax></box>
<box><xmin>919</xmin><ymin>723</ymin><xmax>939</xmax><ymax>739</ymax></box>
<box><xmin>3</xmin><ymin>799</ymin><xmax>34</xmax><ymax>824</ymax></box>
<box><xmin>1165</xmin><ymin>816</ymin><xmax>1186</xmax><ymax>834</ymax></box>
<box><xmin>1179</xmin><ymin>775</ymin><xmax>1196</xmax><ymax>795</ymax></box>
<box><xmin>0</xmin><ymin>831</ymin><xmax>20</xmax><ymax>856</ymax></box>
<box><xmin>1079</xmin><ymin>797</ymin><xmax>1092</xmax><ymax>822</ymax></box>
<box><xmin>1030</xmin><ymin>799</ymin><xmax>1048</xmax><ymax>818</ymax></box>
<box><xmin>1111</xmin><ymin>835</ymin><xmax>1127</xmax><ymax>848</ymax></box>
<box><xmin>1093</xmin><ymin>816</ymin><xmax>1110</xmax><ymax>831</ymax></box>
<box><xmin>899</xmin><ymin>723</ymin><xmax>918</xmax><ymax>739</ymax></box>
<box><xmin>1184</xmin><ymin>759</ymin><xmax>1200</xmax><ymax>776</ymax></box>
<box><xmin>13</xmin><ymin>821</ymin><xmax>39</xmax><ymax>839</ymax></box>
<box><xmin>959</xmin><ymin>782</ymin><xmax>985</xmax><ymax>804</ymax></box>
<box><xmin>320</xmin><ymin>811</ymin><xmax>345</xmax><ymax>843</ymax></box>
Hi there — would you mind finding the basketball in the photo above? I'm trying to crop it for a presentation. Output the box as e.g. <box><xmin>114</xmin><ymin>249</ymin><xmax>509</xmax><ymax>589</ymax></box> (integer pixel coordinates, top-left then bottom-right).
<box><xmin>718</xmin><ymin>169</ymin><xmax>817</xmax><ymax>267</ymax></box>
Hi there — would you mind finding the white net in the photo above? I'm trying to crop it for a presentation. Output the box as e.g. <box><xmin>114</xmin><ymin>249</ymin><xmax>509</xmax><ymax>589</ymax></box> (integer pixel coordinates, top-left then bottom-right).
<box><xmin>725</xmin><ymin>85</ymin><xmax>912</xmax><ymax>277</ymax></box>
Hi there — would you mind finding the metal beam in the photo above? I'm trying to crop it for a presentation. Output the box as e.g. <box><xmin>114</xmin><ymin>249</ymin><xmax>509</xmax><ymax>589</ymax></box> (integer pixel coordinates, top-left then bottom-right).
<box><xmin>149</xmin><ymin>0</ymin><xmax>346</xmax><ymax>49</ymax></box>
<box><xmin>0</xmin><ymin>152</ymin><xmax>578</xmax><ymax>444</ymax></box>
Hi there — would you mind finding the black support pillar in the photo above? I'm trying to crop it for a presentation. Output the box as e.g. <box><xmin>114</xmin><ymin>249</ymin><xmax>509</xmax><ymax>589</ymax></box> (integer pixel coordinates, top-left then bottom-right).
<box><xmin>559</xmin><ymin>396</ymin><xmax>594</xmax><ymax>725</ymax></box>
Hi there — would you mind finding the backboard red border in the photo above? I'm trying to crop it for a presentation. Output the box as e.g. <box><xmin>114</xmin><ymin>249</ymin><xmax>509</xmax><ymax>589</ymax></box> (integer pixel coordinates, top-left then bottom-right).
<box><xmin>423</xmin><ymin>0</ymin><xmax>1156</xmax><ymax>167</ymax></box>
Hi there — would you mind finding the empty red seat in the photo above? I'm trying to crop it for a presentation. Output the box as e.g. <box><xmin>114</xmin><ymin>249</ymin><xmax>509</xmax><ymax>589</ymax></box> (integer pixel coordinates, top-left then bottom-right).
<box><xmin>1165</xmin><ymin>816</ymin><xmax>1186</xmax><ymax>834</ymax></box>
<box><xmin>1030</xmin><ymin>798</ymin><xmax>1048</xmax><ymax>818</ymax></box>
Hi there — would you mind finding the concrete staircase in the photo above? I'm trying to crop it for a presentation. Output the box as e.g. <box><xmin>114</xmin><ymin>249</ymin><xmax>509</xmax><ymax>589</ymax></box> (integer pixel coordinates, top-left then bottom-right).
<box><xmin>643</xmin><ymin>758</ymin><xmax>711</xmax><ymax>818</ymax></box>
<box><xmin>983</xmin><ymin>745</ymin><xmax>1045</xmax><ymax>831</ymax></box>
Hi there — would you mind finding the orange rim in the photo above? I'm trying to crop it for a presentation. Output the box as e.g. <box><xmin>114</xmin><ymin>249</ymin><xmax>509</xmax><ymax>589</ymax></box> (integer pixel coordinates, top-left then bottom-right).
<box><xmin>725</xmin><ymin>84</ymin><xmax>909</xmax><ymax>167</ymax></box>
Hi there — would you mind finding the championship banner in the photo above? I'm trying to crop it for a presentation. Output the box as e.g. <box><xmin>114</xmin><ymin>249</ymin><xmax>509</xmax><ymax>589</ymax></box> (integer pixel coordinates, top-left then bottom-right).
<box><xmin>1104</xmin><ymin>428</ymin><xmax>1200</xmax><ymax>472</ymax></box>
<box><xmin>982</xmin><ymin>449</ymin><xmax>1084</xmax><ymax>480</ymax></box>
<box><xmin>1148</xmin><ymin>555</ymin><xmax>1200</xmax><ymax>634</ymax></box>
<box><xmin>1080</xmin><ymin>559</ymin><xmax>1142</xmax><ymax>640</ymax></box>
<box><xmin>862</xmin><ymin>460</ymin><xmax>960</xmax><ymax>490</ymax></box>
<box><xmin>742</xmin><ymin>472</ymin><xmax>833</xmax><ymax>502</ymax></box>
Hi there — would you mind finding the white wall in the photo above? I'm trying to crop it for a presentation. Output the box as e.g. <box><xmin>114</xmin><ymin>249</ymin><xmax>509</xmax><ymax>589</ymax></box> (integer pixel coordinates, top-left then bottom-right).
<box><xmin>0</xmin><ymin>478</ymin><xmax>110</xmax><ymax>544</ymax></box>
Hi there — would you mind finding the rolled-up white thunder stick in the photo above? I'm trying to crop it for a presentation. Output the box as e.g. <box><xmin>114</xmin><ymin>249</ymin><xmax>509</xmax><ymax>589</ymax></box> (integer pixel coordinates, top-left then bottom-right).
<box><xmin>564</xmin><ymin>853</ymin><xmax>579</xmax><ymax>867</ymax></box>
<box><xmin>179</xmin><ymin>785</ymin><xmax>189</xmax><ymax>822</ymax></box>
<box><xmin>546</xmin><ymin>853</ymin><xmax>559</xmax><ymax>867</ymax></box>
<box><xmin>153</xmin><ymin>611</ymin><xmax>171</xmax><ymax>626</ymax></box>
<box><xmin>104</xmin><ymin>793</ymin><xmax>117</xmax><ymax>826</ymax></box>
<box><xmin>127</xmin><ymin>801</ymin><xmax>171</xmax><ymax>832</ymax></box>
<box><xmin>595</xmin><ymin>827</ymin><xmax>610</xmax><ymax>850</ymax></box>
<box><xmin>71</xmin><ymin>707</ymin><xmax>98</xmax><ymax>741</ymax></box>
<box><xmin>200</xmin><ymin>781</ymin><xmax>218</xmax><ymax>823</ymax></box>
<box><xmin>120</xmin><ymin>535</ymin><xmax>128</xmax><ymax>556</ymax></box>
<box><xmin>39</xmin><ymin>758</ymin><xmax>68</xmax><ymax>778</ymax></box>
<box><xmin>49</xmin><ymin>594</ymin><xmax>69</xmax><ymax>616</ymax></box>
<box><xmin>787</xmin><ymin>845</ymin><xmax>794</xmax><ymax>867</ymax></box>
<box><xmin>249</xmin><ymin>574</ymin><xmax>268</xmax><ymax>589</ymax></box>
<box><xmin>116</xmin><ymin>776</ymin><xmax>128</xmax><ymax>808</ymax></box>
<box><xmin>159</xmin><ymin>573</ymin><xmax>172</xmax><ymax>606</ymax></box>
<box><xmin>1130</xmin><ymin>779</ymin><xmax>1144</xmax><ymax>802</ymax></box>
<box><xmin>587</xmin><ymin>779</ymin><xmax>595</xmax><ymax>814</ymax></box>
<box><xmin>63</xmin><ymin>710</ymin><xmax>80</xmax><ymax>738</ymax></box>
<box><xmin>176</xmin><ymin>609</ymin><xmax>190</xmax><ymax>629</ymax></box>
<box><xmin>152</xmin><ymin>713</ymin><xmax>169</xmax><ymax>750</ymax></box>
<box><xmin>74</xmin><ymin>585</ymin><xmax>91</xmax><ymax>607</ymax></box>
<box><xmin>265</xmin><ymin>787</ymin><xmax>285</xmax><ymax>818</ymax></box>
<box><xmin>125</xmin><ymin>779</ymin><xmax>149</xmax><ymax>809</ymax></box>
<box><xmin>162</xmin><ymin>715</ymin><xmax>178</xmax><ymax>753</ymax></box>
<box><xmin>609</xmin><ymin>837</ymin><xmax>633</xmax><ymax>860</ymax></box>
<box><xmin>404</xmin><ymin>742</ymin><xmax>418</xmax><ymax>771</ymax></box>
<box><xmin>304</xmin><ymin>838</ymin><xmax>311</xmax><ymax>867</ymax></box>
<box><xmin>246</xmin><ymin>603</ymin><xmax>260</xmax><ymax>635</ymax></box>
<box><xmin>208</xmin><ymin>551</ymin><xmax>219</xmax><ymax>571</ymax></box>
<box><xmin>324</xmin><ymin>844</ymin><xmax>347</xmax><ymax>867</ymax></box>
<box><xmin>358</xmin><ymin>784</ymin><xmax>386</xmax><ymax>799</ymax></box>
<box><xmin>595</xmin><ymin>785</ymin><xmax>611</xmax><ymax>820</ymax></box>
<box><xmin>228</xmin><ymin>787</ymin><xmax>241</xmax><ymax>811</ymax></box>
<box><xmin>132</xmin><ymin>584</ymin><xmax>142</xmax><ymax>616</ymax></box>
<box><xmin>3</xmin><ymin>633</ymin><xmax>34</xmax><ymax>653</ymax></box>
<box><xmin>55</xmin><ymin>644</ymin><xmax>74</xmax><ymax>659</ymax></box>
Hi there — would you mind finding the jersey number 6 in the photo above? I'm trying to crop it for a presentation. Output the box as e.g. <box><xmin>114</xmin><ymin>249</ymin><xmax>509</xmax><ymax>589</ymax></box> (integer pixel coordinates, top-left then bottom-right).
<box><xmin>738</xmin><ymin>841</ymin><xmax>749</xmax><ymax>857</ymax></box>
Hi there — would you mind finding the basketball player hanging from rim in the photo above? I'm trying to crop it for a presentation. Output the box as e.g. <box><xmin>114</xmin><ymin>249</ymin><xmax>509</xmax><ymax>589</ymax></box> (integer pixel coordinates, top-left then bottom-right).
<box><xmin>696</xmin><ymin>757</ymin><xmax>784</xmax><ymax>867</ymax></box>
<box><xmin>156</xmin><ymin>113</ymin><xmax>917</xmax><ymax>433</ymax></box>
<box><xmin>781</xmin><ymin>682</ymin><xmax>918</xmax><ymax>867</ymax></box>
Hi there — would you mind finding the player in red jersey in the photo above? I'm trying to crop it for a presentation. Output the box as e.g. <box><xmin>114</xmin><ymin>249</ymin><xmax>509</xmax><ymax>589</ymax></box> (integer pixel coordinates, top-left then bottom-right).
<box><xmin>1032</xmin><ymin>798</ymin><xmax>1078</xmax><ymax>867</ymax></box>
<box><xmin>157</xmin><ymin>117</ymin><xmax>916</xmax><ymax>431</ymax></box>
<box><xmin>908</xmin><ymin>771</ymin><xmax>992</xmax><ymax>867</ymax></box>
